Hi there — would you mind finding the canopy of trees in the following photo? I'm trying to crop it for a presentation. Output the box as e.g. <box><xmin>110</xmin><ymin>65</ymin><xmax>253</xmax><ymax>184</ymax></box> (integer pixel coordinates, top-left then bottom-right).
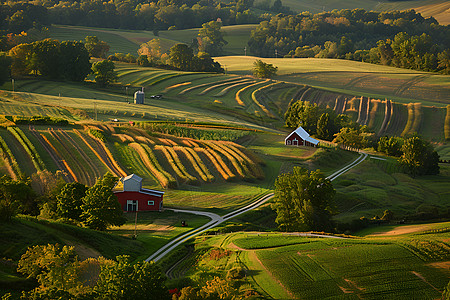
<box><xmin>0</xmin><ymin>0</ymin><xmax>274</xmax><ymax>35</ymax></box>
<box><xmin>198</xmin><ymin>20</ymin><xmax>227</xmax><ymax>56</ymax></box>
<box><xmin>9</xmin><ymin>38</ymin><xmax>91</xmax><ymax>80</ymax></box>
<box><xmin>248</xmin><ymin>9</ymin><xmax>450</xmax><ymax>73</ymax></box>
<box><xmin>272</xmin><ymin>167</ymin><xmax>336</xmax><ymax>232</ymax></box>
<box><xmin>17</xmin><ymin>244</ymin><xmax>169</xmax><ymax>299</ymax></box>
<box><xmin>91</xmin><ymin>60</ymin><xmax>118</xmax><ymax>87</ymax></box>
<box><xmin>252</xmin><ymin>59</ymin><xmax>277</xmax><ymax>78</ymax></box>
<box><xmin>81</xmin><ymin>173</ymin><xmax>125</xmax><ymax>230</ymax></box>
<box><xmin>399</xmin><ymin>136</ymin><xmax>440</xmax><ymax>177</ymax></box>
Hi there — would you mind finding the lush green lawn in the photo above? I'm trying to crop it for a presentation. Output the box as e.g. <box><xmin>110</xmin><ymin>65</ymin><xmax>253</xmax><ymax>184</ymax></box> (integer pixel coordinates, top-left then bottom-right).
<box><xmin>214</xmin><ymin>56</ymin><xmax>450</xmax><ymax>107</ymax></box>
<box><xmin>333</xmin><ymin>159</ymin><xmax>450</xmax><ymax>223</ymax></box>
<box><xmin>108</xmin><ymin>210</ymin><xmax>210</xmax><ymax>261</ymax></box>
<box><xmin>168</xmin><ymin>222</ymin><xmax>450</xmax><ymax>299</ymax></box>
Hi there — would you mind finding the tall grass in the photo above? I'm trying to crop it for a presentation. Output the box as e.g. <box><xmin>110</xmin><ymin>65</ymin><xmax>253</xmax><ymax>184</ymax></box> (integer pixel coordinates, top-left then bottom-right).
<box><xmin>40</xmin><ymin>133</ymin><xmax>78</xmax><ymax>181</ymax></box>
<box><xmin>155</xmin><ymin>145</ymin><xmax>198</xmax><ymax>185</ymax></box>
<box><xmin>195</xmin><ymin>147</ymin><xmax>235</xmax><ymax>181</ymax></box>
<box><xmin>130</xmin><ymin>143</ymin><xmax>176</xmax><ymax>188</ymax></box>
<box><xmin>203</xmin><ymin>141</ymin><xmax>249</xmax><ymax>179</ymax></box>
<box><xmin>445</xmin><ymin>105</ymin><xmax>450</xmax><ymax>140</ymax></box>
<box><xmin>174</xmin><ymin>146</ymin><xmax>214</xmax><ymax>182</ymax></box>
<box><xmin>7</xmin><ymin>127</ymin><xmax>45</xmax><ymax>172</ymax></box>
<box><xmin>401</xmin><ymin>103</ymin><xmax>422</xmax><ymax>136</ymax></box>
<box><xmin>0</xmin><ymin>135</ymin><xmax>21</xmax><ymax>179</ymax></box>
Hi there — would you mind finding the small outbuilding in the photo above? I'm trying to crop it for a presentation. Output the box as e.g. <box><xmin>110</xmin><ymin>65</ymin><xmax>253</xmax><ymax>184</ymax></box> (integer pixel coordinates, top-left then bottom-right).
<box><xmin>134</xmin><ymin>90</ymin><xmax>145</xmax><ymax>104</ymax></box>
<box><xmin>285</xmin><ymin>126</ymin><xmax>319</xmax><ymax>147</ymax></box>
<box><xmin>114</xmin><ymin>174</ymin><xmax>164</xmax><ymax>212</ymax></box>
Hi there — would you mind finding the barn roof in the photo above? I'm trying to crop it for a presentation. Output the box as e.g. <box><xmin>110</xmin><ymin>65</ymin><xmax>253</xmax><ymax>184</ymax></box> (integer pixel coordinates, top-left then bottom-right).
<box><xmin>121</xmin><ymin>174</ymin><xmax>142</xmax><ymax>183</ymax></box>
<box><xmin>285</xmin><ymin>126</ymin><xmax>319</xmax><ymax>145</ymax></box>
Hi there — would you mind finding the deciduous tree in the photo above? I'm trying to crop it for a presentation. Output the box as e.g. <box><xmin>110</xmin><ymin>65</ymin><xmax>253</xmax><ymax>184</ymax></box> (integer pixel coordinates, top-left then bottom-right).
<box><xmin>399</xmin><ymin>136</ymin><xmax>439</xmax><ymax>176</ymax></box>
<box><xmin>57</xmin><ymin>182</ymin><xmax>88</xmax><ymax>221</ymax></box>
<box><xmin>272</xmin><ymin>167</ymin><xmax>336</xmax><ymax>232</ymax></box>
<box><xmin>91</xmin><ymin>60</ymin><xmax>118</xmax><ymax>87</ymax></box>
<box><xmin>252</xmin><ymin>59</ymin><xmax>277</xmax><ymax>78</ymax></box>
<box><xmin>95</xmin><ymin>255</ymin><xmax>169</xmax><ymax>300</ymax></box>
<box><xmin>198</xmin><ymin>20</ymin><xmax>227</xmax><ymax>56</ymax></box>
<box><xmin>84</xmin><ymin>36</ymin><xmax>110</xmax><ymax>59</ymax></box>
<box><xmin>59</xmin><ymin>41</ymin><xmax>91</xmax><ymax>81</ymax></box>
<box><xmin>81</xmin><ymin>173</ymin><xmax>125</xmax><ymax>230</ymax></box>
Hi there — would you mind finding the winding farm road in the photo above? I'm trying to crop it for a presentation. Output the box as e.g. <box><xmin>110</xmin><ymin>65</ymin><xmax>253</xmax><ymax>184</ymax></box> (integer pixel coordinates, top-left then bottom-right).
<box><xmin>145</xmin><ymin>151</ymin><xmax>367</xmax><ymax>262</ymax></box>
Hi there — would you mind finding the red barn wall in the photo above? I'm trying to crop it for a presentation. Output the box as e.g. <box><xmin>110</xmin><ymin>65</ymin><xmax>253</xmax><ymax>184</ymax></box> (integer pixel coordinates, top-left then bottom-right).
<box><xmin>114</xmin><ymin>191</ymin><xmax>163</xmax><ymax>211</ymax></box>
<box><xmin>285</xmin><ymin>132</ymin><xmax>304</xmax><ymax>146</ymax></box>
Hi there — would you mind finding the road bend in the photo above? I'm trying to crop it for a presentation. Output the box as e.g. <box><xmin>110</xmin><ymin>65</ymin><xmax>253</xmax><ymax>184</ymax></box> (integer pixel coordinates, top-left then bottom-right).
<box><xmin>145</xmin><ymin>151</ymin><xmax>367</xmax><ymax>262</ymax></box>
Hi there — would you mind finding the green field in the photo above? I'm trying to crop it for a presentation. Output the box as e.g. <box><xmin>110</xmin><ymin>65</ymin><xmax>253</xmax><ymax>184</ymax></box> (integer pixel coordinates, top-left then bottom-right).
<box><xmin>277</xmin><ymin>0</ymin><xmax>449</xmax><ymax>25</ymax></box>
<box><xmin>47</xmin><ymin>24</ymin><xmax>257</xmax><ymax>57</ymax></box>
<box><xmin>164</xmin><ymin>222</ymin><xmax>450</xmax><ymax>299</ymax></box>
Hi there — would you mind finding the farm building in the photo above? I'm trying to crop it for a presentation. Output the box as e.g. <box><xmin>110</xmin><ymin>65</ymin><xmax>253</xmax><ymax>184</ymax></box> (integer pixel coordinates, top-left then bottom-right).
<box><xmin>285</xmin><ymin>126</ymin><xmax>319</xmax><ymax>147</ymax></box>
<box><xmin>134</xmin><ymin>90</ymin><xmax>145</xmax><ymax>104</ymax></box>
<box><xmin>114</xmin><ymin>174</ymin><xmax>164</xmax><ymax>212</ymax></box>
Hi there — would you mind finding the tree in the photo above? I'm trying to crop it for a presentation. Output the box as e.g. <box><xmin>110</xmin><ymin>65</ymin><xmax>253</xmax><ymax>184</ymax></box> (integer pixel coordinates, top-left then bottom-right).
<box><xmin>272</xmin><ymin>167</ymin><xmax>336</xmax><ymax>232</ymax></box>
<box><xmin>284</xmin><ymin>100</ymin><xmax>320</xmax><ymax>133</ymax></box>
<box><xmin>169</xmin><ymin>43</ymin><xmax>193</xmax><ymax>71</ymax></box>
<box><xmin>198</xmin><ymin>20</ymin><xmax>227</xmax><ymax>56</ymax></box>
<box><xmin>9</xmin><ymin>43</ymin><xmax>33</xmax><ymax>76</ymax></box>
<box><xmin>31</xmin><ymin>38</ymin><xmax>61</xmax><ymax>79</ymax></box>
<box><xmin>57</xmin><ymin>182</ymin><xmax>88</xmax><ymax>221</ymax></box>
<box><xmin>17</xmin><ymin>244</ymin><xmax>80</xmax><ymax>292</ymax></box>
<box><xmin>316</xmin><ymin>112</ymin><xmax>332</xmax><ymax>140</ymax></box>
<box><xmin>81</xmin><ymin>173</ymin><xmax>125</xmax><ymax>230</ymax></box>
<box><xmin>333</xmin><ymin>127</ymin><xmax>368</xmax><ymax>149</ymax></box>
<box><xmin>377</xmin><ymin>136</ymin><xmax>403</xmax><ymax>157</ymax></box>
<box><xmin>91</xmin><ymin>60</ymin><xmax>118</xmax><ymax>87</ymax></box>
<box><xmin>95</xmin><ymin>255</ymin><xmax>169</xmax><ymax>300</ymax></box>
<box><xmin>252</xmin><ymin>59</ymin><xmax>277</xmax><ymax>78</ymax></box>
<box><xmin>443</xmin><ymin>280</ymin><xmax>450</xmax><ymax>300</ymax></box>
<box><xmin>399</xmin><ymin>136</ymin><xmax>439</xmax><ymax>177</ymax></box>
<box><xmin>59</xmin><ymin>41</ymin><xmax>91</xmax><ymax>81</ymax></box>
<box><xmin>0</xmin><ymin>175</ymin><xmax>37</xmax><ymax>222</ymax></box>
<box><xmin>0</xmin><ymin>52</ymin><xmax>12</xmax><ymax>86</ymax></box>
<box><xmin>84</xmin><ymin>36</ymin><xmax>110</xmax><ymax>58</ymax></box>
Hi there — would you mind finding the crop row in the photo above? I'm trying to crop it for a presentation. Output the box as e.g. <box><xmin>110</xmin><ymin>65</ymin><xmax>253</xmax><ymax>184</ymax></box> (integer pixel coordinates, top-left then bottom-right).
<box><xmin>130</xmin><ymin>143</ymin><xmax>176</xmax><ymax>188</ymax></box>
<box><xmin>401</xmin><ymin>103</ymin><xmax>422</xmax><ymax>136</ymax></box>
<box><xmin>173</xmin><ymin>146</ymin><xmax>214</xmax><ymax>182</ymax></box>
<box><xmin>179</xmin><ymin>77</ymin><xmax>240</xmax><ymax>95</ymax></box>
<box><xmin>251</xmin><ymin>82</ymin><xmax>277</xmax><ymax>118</ymax></box>
<box><xmin>0</xmin><ymin>134</ymin><xmax>21</xmax><ymax>179</ymax></box>
<box><xmin>194</xmin><ymin>147</ymin><xmax>235</xmax><ymax>181</ymax></box>
<box><xmin>155</xmin><ymin>145</ymin><xmax>198</xmax><ymax>185</ymax></box>
<box><xmin>445</xmin><ymin>105</ymin><xmax>450</xmax><ymax>140</ymax></box>
<box><xmin>39</xmin><ymin>133</ymin><xmax>78</xmax><ymax>181</ymax></box>
<box><xmin>7</xmin><ymin>127</ymin><xmax>45</xmax><ymax>172</ymax></box>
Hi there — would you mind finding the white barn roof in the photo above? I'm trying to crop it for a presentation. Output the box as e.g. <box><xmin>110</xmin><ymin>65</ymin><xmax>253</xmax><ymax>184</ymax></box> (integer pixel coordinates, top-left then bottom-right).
<box><xmin>285</xmin><ymin>126</ymin><xmax>319</xmax><ymax>145</ymax></box>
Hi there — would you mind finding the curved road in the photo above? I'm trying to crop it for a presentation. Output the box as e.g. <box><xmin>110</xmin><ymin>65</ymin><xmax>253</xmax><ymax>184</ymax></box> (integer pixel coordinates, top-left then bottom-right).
<box><xmin>145</xmin><ymin>152</ymin><xmax>367</xmax><ymax>262</ymax></box>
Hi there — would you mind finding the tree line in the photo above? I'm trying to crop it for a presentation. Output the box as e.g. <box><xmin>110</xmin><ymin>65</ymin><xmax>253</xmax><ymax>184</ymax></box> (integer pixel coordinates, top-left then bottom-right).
<box><xmin>0</xmin><ymin>0</ymin><xmax>295</xmax><ymax>35</ymax></box>
<box><xmin>248</xmin><ymin>9</ymin><xmax>450</xmax><ymax>73</ymax></box>
<box><xmin>1</xmin><ymin>172</ymin><xmax>125</xmax><ymax>230</ymax></box>
<box><xmin>285</xmin><ymin>99</ymin><xmax>440</xmax><ymax>176</ymax></box>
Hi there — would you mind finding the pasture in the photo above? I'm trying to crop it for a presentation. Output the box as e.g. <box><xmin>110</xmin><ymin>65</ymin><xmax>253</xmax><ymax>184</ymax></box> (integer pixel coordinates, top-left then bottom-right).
<box><xmin>48</xmin><ymin>24</ymin><xmax>257</xmax><ymax>56</ymax></box>
<box><xmin>164</xmin><ymin>222</ymin><xmax>450</xmax><ymax>299</ymax></box>
<box><xmin>279</xmin><ymin>0</ymin><xmax>450</xmax><ymax>25</ymax></box>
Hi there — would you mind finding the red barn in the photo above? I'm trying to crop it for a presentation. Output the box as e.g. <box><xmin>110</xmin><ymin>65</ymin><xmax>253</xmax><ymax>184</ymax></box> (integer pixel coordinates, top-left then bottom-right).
<box><xmin>285</xmin><ymin>126</ymin><xmax>319</xmax><ymax>147</ymax></box>
<box><xmin>114</xmin><ymin>174</ymin><xmax>164</xmax><ymax>212</ymax></box>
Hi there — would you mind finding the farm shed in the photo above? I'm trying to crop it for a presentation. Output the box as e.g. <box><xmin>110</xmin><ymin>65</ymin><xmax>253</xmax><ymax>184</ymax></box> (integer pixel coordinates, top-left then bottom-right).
<box><xmin>134</xmin><ymin>90</ymin><xmax>145</xmax><ymax>104</ymax></box>
<box><xmin>114</xmin><ymin>174</ymin><xmax>164</xmax><ymax>212</ymax></box>
<box><xmin>285</xmin><ymin>127</ymin><xmax>319</xmax><ymax>147</ymax></box>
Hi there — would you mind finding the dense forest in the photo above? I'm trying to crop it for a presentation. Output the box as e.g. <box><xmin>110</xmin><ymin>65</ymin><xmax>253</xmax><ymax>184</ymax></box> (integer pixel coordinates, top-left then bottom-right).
<box><xmin>0</xmin><ymin>0</ymin><xmax>292</xmax><ymax>35</ymax></box>
<box><xmin>248</xmin><ymin>9</ymin><xmax>450</xmax><ymax>72</ymax></box>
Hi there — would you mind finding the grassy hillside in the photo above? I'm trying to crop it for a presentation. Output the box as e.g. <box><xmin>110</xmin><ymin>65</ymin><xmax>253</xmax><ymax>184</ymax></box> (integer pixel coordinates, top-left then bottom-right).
<box><xmin>279</xmin><ymin>0</ymin><xmax>450</xmax><ymax>25</ymax></box>
<box><xmin>47</xmin><ymin>24</ymin><xmax>257</xmax><ymax>56</ymax></box>
<box><xmin>162</xmin><ymin>221</ymin><xmax>450</xmax><ymax>299</ymax></box>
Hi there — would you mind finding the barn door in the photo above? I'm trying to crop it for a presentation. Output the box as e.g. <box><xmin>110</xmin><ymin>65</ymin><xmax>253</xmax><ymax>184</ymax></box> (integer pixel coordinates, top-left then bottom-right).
<box><xmin>127</xmin><ymin>200</ymin><xmax>138</xmax><ymax>212</ymax></box>
<box><xmin>293</xmin><ymin>139</ymin><xmax>298</xmax><ymax>146</ymax></box>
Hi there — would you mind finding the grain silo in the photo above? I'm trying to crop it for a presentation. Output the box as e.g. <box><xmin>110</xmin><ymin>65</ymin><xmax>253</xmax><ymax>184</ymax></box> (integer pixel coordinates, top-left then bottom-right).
<box><xmin>134</xmin><ymin>88</ymin><xmax>145</xmax><ymax>104</ymax></box>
